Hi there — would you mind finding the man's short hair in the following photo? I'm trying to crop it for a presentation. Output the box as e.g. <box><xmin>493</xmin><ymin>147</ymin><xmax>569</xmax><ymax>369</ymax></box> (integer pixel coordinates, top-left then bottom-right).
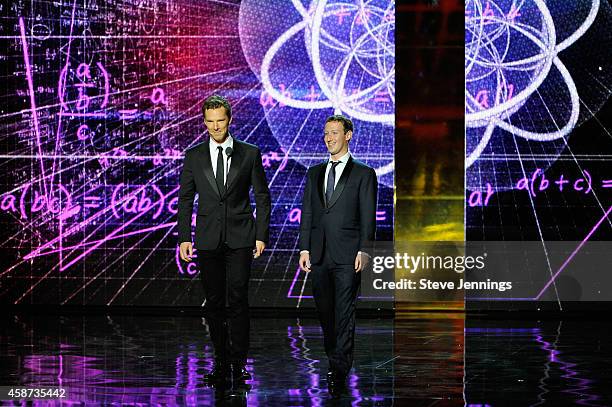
<box><xmin>325</xmin><ymin>114</ymin><xmax>353</xmax><ymax>133</ymax></box>
<box><xmin>202</xmin><ymin>94</ymin><xmax>232</xmax><ymax>120</ymax></box>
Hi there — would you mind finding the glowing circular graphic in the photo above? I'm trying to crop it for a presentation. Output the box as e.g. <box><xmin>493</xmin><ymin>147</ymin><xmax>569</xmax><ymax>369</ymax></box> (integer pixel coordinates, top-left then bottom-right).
<box><xmin>465</xmin><ymin>0</ymin><xmax>606</xmax><ymax>189</ymax></box>
<box><xmin>239</xmin><ymin>0</ymin><xmax>395</xmax><ymax>186</ymax></box>
<box><xmin>259</xmin><ymin>0</ymin><xmax>394</xmax><ymax>124</ymax></box>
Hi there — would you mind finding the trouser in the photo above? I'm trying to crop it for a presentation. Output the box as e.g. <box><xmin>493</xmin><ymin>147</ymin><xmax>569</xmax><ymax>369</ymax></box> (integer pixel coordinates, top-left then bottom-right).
<box><xmin>311</xmin><ymin>247</ymin><xmax>361</xmax><ymax>376</ymax></box>
<box><xmin>198</xmin><ymin>243</ymin><xmax>252</xmax><ymax>366</ymax></box>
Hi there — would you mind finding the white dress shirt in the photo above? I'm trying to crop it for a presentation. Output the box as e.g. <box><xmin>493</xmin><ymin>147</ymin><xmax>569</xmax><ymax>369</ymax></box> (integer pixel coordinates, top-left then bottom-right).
<box><xmin>210</xmin><ymin>135</ymin><xmax>233</xmax><ymax>184</ymax></box>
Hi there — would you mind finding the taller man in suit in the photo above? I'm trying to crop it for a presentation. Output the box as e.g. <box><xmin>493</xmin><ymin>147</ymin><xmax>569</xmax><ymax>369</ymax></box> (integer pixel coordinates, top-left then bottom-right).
<box><xmin>298</xmin><ymin>115</ymin><xmax>377</xmax><ymax>395</ymax></box>
<box><xmin>177</xmin><ymin>94</ymin><xmax>271</xmax><ymax>385</ymax></box>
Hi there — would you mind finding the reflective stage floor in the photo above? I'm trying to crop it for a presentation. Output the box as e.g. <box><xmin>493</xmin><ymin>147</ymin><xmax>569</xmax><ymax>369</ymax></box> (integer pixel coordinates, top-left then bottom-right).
<box><xmin>1</xmin><ymin>312</ymin><xmax>610</xmax><ymax>406</ymax></box>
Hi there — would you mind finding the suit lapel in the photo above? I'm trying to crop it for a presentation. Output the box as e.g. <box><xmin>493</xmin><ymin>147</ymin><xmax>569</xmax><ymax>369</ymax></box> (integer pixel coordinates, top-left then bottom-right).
<box><xmin>327</xmin><ymin>156</ymin><xmax>354</xmax><ymax>208</ymax></box>
<box><xmin>198</xmin><ymin>142</ymin><xmax>221</xmax><ymax>199</ymax></box>
<box><xmin>317</xmin><ymin>164</ymin><xmax>326</xmax><ymax>208</ymax></box>
<box><xmin>224</xmin><ymin>139</ymin><xmax>243</xmax><ymax>196</ymax></box>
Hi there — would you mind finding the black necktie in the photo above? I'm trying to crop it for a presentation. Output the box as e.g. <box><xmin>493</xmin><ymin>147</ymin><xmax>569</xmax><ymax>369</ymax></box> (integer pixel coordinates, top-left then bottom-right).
<box><xmin>326</xmin><ymin>161</ymin><xmax>340</xmax><ymax>205</ymax></box>
<box><xmin>215</xmin><ymin>146</ymin><xmax>225</xmax><ymax>194</ymax></box>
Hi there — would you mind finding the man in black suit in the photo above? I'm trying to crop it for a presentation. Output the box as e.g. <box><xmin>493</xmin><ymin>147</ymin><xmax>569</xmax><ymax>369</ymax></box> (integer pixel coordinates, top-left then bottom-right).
<box><xmin>298</xmin><ymin>115</ymin><xmax>377</xmax><ymax>396</ymax></box>
<box><xmin>177</xmin><ymin>94</ymin><xmax>271</xmax><ymax>385</ymax></box>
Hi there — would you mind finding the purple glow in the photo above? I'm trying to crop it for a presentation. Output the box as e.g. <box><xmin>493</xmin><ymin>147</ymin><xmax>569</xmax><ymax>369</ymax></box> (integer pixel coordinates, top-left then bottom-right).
<box><xmin>19</xmin><ymin>17</ymin><xmax>48</xmax><ymax>201</ymax></box>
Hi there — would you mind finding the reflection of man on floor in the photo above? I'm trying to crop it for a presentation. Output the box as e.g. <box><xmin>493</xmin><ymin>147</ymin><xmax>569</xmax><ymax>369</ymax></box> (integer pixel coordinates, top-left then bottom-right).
<box><xmin>177</xmin><ymin>94</ymin><xmax>271</xmax><ymax>386</ymax></box>
<box><xmin>298</xmin><ymin>115</ymin><xmax>377</xmax><ymax>396</ymax></box>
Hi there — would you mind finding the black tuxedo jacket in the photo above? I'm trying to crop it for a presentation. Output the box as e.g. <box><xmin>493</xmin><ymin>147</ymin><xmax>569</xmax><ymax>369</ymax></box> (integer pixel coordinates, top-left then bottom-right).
<box><xmin>299</xmin><ymin>156</ymin><xmax>377</xmax><ymax>265</ymax></box>
<box><xmin>177</xmin><ymin>138</ymin><xmax>271</xmax><ymax>250</ymax></box>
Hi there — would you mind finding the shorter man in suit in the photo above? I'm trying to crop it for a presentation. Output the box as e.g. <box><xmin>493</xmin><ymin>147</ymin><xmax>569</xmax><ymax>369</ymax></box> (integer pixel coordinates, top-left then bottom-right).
<box><xmin>177</xmin><ymin>95</ymin><xmax>271</xmax><ymax>386</ymax></box>
<box><xmin>298</xmin><ymin>115</ymin><xmax>377</xmax><ymax>396</ymax></box>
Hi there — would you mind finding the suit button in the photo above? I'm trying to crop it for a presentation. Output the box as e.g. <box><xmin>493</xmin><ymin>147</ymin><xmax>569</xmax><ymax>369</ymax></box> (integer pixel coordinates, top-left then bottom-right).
<box><xmin>325</xmin><ymin>210</ymin><xmax>330</xmax><ymax>214</ymax></box>
<box><xmin>219</xmin><ymin>202</ymin><xmax>223</xmax><ymax>206</ymax></box>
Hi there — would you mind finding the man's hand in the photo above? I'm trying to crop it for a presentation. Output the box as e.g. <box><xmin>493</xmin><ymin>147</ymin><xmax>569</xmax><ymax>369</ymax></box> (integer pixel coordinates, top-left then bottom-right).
<box><xmin>299</xmin><ymin>252</ymin><xmax>311</xmax><ymax>273</ymax></box>
<box><xmin>253</xmin><ymin>240</ymin><xmax>266</xmax><ymax>258</ymax></box>
<box><xmin>180</xmin><ymin>242</ymin><xmax>193</xmax><ymax>262</ymax></box>
<box><xmin>354</xmin><ymin>252</ymin><xmax>369</xmax><ymax>273</ymax></box>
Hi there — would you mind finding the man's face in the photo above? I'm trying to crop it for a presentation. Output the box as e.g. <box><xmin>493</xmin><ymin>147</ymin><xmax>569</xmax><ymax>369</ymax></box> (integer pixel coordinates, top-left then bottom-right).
<box><xmin>324</xmin><ymin>120</ymin><xmax>352</xmax><ymax>157</ymax></box>
<box><xmin>204</xmin><ymin>107</ymin><xmax>231</xmax><ymax>143</ymax></box>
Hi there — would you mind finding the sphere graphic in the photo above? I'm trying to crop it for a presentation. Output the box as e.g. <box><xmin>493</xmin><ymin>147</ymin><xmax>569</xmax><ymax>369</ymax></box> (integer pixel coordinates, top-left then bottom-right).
<box><xmin>465</xmin><ymin>0</ymin><xmax>607</xmax><ymax>191</ymax></box>
<box><xmin>239</xmin><ymin>0</ymin><xmax>395</xmax><ymax>187</ymax></box>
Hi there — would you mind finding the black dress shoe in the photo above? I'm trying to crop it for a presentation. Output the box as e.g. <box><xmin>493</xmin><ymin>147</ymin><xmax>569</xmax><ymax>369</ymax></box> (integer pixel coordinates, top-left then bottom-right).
<box><xmin>231</xmin><ymin>364</ymin><xmax>251</xmax><ymax>383</ymax></box>
<box><xmin>205</xmin><ymin>364</ymin><xmax>228</xmax><ymax>385</ymax></box>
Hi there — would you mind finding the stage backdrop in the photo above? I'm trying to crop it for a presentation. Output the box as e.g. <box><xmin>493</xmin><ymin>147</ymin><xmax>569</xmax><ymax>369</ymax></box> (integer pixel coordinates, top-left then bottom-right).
<box><xmin>0</xmin><ymin>0</ymin><xmax>395</xmax><ymax>307</ymax></box>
